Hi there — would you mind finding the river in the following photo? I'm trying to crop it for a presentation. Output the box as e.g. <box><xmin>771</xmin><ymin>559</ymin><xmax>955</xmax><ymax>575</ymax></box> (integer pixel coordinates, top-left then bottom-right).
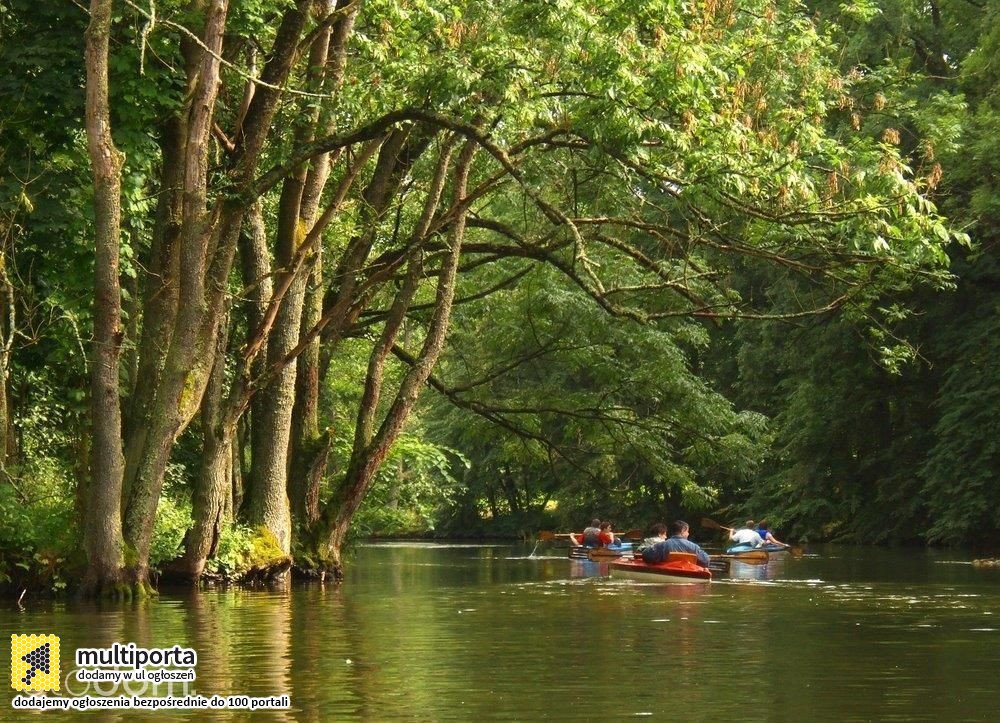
<box><xmin>2</xmin><ymin>542</ymin><xmax>998</xmax><ymax>720</ymax></box>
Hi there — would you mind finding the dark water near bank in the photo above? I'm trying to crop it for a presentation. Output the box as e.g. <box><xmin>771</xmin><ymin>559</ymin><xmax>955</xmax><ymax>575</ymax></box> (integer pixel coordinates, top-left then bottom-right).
<box><xmin>2</xmin><ymin>543</ymin><xmax>999</xmax><ymax>720</ymax></box>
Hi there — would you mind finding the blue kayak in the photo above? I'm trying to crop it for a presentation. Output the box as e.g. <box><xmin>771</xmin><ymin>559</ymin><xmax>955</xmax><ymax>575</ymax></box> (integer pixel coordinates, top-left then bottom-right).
<box><xmin>568</xmin><ymin>542</ymin><xmax>633</xmax><ymax>560</ymax></box>
<box><xmin>725</xmin><ymin>542</ymin><xmax>788</xmax><ymax>555</ymax></box>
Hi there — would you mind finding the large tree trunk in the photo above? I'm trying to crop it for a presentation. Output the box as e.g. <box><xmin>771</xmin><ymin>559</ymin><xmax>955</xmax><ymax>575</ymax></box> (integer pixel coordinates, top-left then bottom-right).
<box><xmin>242</xmin><ymin>1</ymin><xmax>341</xmax><ymax>558</ymax></box>
<box><xmin>181</xmin><ymin>199</ymin><xmax>279</xmax><ymax>586</ymax></box>
<box><xmin>186</xmin><ymin>426</ymin><xmax>234</xmax><ymax>577</ymax></box>
<box><xmin>243</xmin><ymin>360</ymin><xmax>297</xmax><ymax>556</ymax></box>
<box><xmin>237</xmin><ymin>195</ymin><xmax>294</xmax><ymax>559</ymax></box>
<box><xmin>243</xmin><ymin>277</ymin><xmax>301</xmax><ymax>558</ymax></box>
<box><xmin>81</xmin><ymin>0</ymin><xmax>126</xmax><ymax>595</ymax></box>
<box><xmin>284</xmin><ymin>129</ymin><xmax>429</xmax><ymax>565</ymax></box>
<box><xmin>118</xmin><ymin>0</ymin><xmax>311</xmax><ymax>587</ymax></box>
<box><xmin>120</xmin><ymin>116</ymin><xmax>183</xmax><ymax>511</ymax></box>
<box><xmin>120</xmin><ymin>0</ymin><xmax>231</xmax><ymax>590</ymax></box>
<box><xmin>289</xmin><ymin>0</ymin><xmax>357</xmax><ymax>526</ymax></box>
<box><xmin>289</xmin><ymin>263</ymin><xmax>328</xmax><ymax>525</ymax></box>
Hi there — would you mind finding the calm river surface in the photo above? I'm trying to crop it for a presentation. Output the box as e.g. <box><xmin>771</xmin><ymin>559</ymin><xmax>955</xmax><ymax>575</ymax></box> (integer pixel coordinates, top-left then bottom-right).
<box><xmin>2</xmin><ymin>543</ymin><xmax>999</xmax><ymax>721</ymax></box>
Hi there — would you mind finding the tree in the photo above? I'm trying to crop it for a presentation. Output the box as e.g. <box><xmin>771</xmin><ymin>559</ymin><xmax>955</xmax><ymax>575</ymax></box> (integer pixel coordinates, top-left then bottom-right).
<box><xmin>717</xmin><ymin>0</ymin><xmax>997</xmax><ymax>545</ymax></box>
<box><xmin>424</xmin><ymin>263</ymin><xmax>768</xmax><ymax>533</ymax></box>
<box><xmin>3</xmin><ymin>0</ymin><xmax>957</xmax><ymax>591</ymax></box>
<box><xmin>82</xmin><ymin>0</ymin><xmax>127</xmax><ymax>595</ymax></box>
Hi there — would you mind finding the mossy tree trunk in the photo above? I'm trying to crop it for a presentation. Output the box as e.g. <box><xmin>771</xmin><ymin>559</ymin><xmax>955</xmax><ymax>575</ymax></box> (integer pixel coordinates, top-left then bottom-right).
<box><xmin>114</xmin><ymin>0</ymin><xmax>311</xmax><ymax>588</ymax></box>
<box><xmin>289</xmin><ymin>0</ymin><xmax>358</xmax><ymax>526</ymax></box>
<box><xmin>181</xmin><ymin>319</ymin><xmax>234</xmax><ymax>580</ymax></box>
<box><xmin>241</xmin><ymin>2</ymin><xmax>337</xmax><ymax>559</ymax></box>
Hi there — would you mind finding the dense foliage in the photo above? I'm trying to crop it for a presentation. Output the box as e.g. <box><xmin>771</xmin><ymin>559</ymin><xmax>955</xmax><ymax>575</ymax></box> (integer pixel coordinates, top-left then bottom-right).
<box><xmin>0</xmin><ymin>0</ymin><xmax>989</xmax><ymax>593</ymax></box>
<box><xmin>714</xmin><ymin>0</ymin><xmax>999</xmax><ymax>547</ymax></box>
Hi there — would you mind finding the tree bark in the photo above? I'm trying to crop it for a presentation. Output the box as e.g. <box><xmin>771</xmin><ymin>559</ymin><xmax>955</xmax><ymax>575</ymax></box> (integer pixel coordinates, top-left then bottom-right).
<box><xmin>120</xmin><ymin>116</ymin><xmax>183</xmax><ymax>509</ymax></box>
<box><xmin>242</xmin><ymin>1</ymin><xmax>340</xmax><ymax>557</ymax></box>
<box><xmin>236</xmin><ymin>193</ymin><xmax>295</xmax><ymax>555</ymax></box>
<box><xmin>181</xmin><ymin>315</ymin><xmax>234</xmax><ymax>579</ymax></box>
<box><xmin>289</xmin><ymin>263</ymin><xmax>327</xmax><ymax>524</ymax></box>
<box><xmin>289</xmin><ymin>0</ymin><xmax>358</xmax><ymax>525</ymax></box>
<box><xmin>82</xmin><ymin>0</ymin><xmax>126</xmax><ymax>594</ymax></box>
<box><xmin>120</xmin><ymin>0</ymin><xmax>231</xmax><ymax>590</ymax></box>
<box><xmin>175</xmin><ymin>195</ymin><xmax>288</xmax><ymax>578</ymax></box>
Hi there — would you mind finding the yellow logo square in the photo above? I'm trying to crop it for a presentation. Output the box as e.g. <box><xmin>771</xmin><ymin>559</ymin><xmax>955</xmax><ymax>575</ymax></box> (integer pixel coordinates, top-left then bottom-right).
<box><xmin>10</xmin><ymin>634</ymin><xmax>60</xmax><ymax>691</ymax></box>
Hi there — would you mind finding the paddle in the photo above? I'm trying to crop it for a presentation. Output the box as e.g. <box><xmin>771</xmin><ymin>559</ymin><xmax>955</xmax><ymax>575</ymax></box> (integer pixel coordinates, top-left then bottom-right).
<box><xmin>708</xmin><ymin>558</ymin><xmax>730</xmax><ymax>573</ymax></box>
<box><xmin>537</xmin><ymin>528</ymin><xmax>642</xmax><ymax>543</ymax></box>
<box><xmin>716</xmin><ymin>553</ymin><xmax>768</xmax><ymax>564</ymax></box>
<box><xmin>536</xmin><ymin>531</ymin><xmax>577</xmax><ymax>542</ymax></box>
<box><xmin>701</xmin><ymin>517</ymin><xmax>734</xmax><ymax>533</ymax></box>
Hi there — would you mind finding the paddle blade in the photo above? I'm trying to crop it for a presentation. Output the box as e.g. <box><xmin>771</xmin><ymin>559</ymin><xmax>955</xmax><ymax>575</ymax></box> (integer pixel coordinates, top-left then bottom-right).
<box><xmin>702</xmin><ymin>517</ymin><xmax>733</xmax><ymax>531</ymax></box>
<box><xmin>537</xmin><ymin>531</ymin><xmax>557</xmax><ymax>542</ymax></box>
<box><xmin>708</xmin><ymin>558</ymin><xmax>730</xmax><ymax>573</ymax></box>
<box><xmin>621</xmin><ymin>528</ymin><xmax>642</xmax><ymax>541</ymax></box>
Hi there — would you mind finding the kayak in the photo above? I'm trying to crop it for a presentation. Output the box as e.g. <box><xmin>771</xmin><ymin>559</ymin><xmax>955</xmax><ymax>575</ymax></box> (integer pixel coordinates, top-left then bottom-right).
<box><xmin>568</xmin><ymin>543</ymin><xmax>633</xmax><ymax>560</ymax></box>
<box><xmin>608</xmin><ymin>553</ymin><xmax>712</xmax><ymax>584</ymax></box>
<box><xmin>725</xmin><ymin>542</ymin><xmax>788</xmax><ymax>556</ymax></box>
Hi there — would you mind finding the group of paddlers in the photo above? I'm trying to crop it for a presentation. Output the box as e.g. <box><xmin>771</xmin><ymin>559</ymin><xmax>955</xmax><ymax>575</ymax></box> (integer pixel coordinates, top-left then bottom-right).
<box><xmin>569</xmin><ymin>518</ymin><xmax>787</xmax><ymax>569</ymax></box>
<box><xmin>728</xmin><ymin>519</ymin><xmax>785</xmax><ymax>547</ymax></box>
<box><xmin>570</xmin><ymin>518</ymin><xmax>711</xmax><ymax>567</ymax></box>
<box><xmin>567</xmin><ymin>519</ymin><xmax>618</xmax><ymax>548</ymax></box>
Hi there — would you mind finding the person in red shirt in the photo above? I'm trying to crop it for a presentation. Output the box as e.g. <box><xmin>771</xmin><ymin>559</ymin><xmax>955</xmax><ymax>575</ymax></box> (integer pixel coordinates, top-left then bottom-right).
<box><xmin>571</xmin><ymin>519</ymin><xmax>611</xmax><ymax>546</ymax></box>
<box><xmin>597</xmin><ymin>521</ymin><xmax>617</xmax><ymax>546</ymax></box>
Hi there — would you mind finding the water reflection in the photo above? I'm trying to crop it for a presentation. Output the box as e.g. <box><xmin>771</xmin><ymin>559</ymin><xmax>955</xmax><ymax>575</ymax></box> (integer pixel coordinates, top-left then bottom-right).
<box><xmin>567</xmin><ymin>559</ymin><xmax>608</xmax><ymax>578</ymax></box>
<box><xmin>2</xmin><ymin>543</ymin><xmax>999</xmax><ymax>720</ymax></box>
<box><xmin>723</xmin><ymin>552</ymin><xmax>789</xmax><ymax>582</ymax></box>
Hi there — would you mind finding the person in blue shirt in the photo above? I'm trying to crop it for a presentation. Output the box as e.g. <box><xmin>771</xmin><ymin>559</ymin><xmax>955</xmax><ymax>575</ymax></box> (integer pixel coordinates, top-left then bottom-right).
<box><xmin>640</xmin><ymin>520</ymin><xmax>711</xmax><ymax>568</ymax></box>
<box><xmin>757</xmin><ymin>520</ymin><xmax>786</xmax><ymax>547</ymax></box>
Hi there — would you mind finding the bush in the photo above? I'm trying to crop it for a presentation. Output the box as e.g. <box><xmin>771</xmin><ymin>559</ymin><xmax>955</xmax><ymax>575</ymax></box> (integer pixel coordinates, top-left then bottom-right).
<box><xmin>203</xmin><ymin>524</ymin><xmax>287</xmax><ymax>577</ymax></box>
<box><xmin>149</xmin><ymin>494</ymin><xmax>193</xmax><ymax>569</ymax></box>
<box><xmin>0</xmin><ymin>483</ymin><xmax>80</xmax><ymax>592</ymax></box>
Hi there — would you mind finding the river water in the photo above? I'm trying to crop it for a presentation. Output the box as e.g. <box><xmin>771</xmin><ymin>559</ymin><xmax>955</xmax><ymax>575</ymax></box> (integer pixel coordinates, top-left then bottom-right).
<box><xmin>2</xmin><ymin>542</ymin><xmax>998</xmax><ymax>720</ymax></box>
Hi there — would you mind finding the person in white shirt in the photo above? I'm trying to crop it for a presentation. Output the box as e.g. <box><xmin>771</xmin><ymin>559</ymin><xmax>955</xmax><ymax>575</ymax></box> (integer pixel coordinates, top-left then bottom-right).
<box><xmin>729</xmin><ymin>520</ymin><xmax>764</xmax><ymax>547</ymax></box>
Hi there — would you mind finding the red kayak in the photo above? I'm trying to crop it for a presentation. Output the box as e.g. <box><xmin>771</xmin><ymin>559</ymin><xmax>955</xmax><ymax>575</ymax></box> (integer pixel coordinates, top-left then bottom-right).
<box><xmin>609</xmin><ymin>552</ymin><xmax>712</xmax><ymax>584</ymax></box>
